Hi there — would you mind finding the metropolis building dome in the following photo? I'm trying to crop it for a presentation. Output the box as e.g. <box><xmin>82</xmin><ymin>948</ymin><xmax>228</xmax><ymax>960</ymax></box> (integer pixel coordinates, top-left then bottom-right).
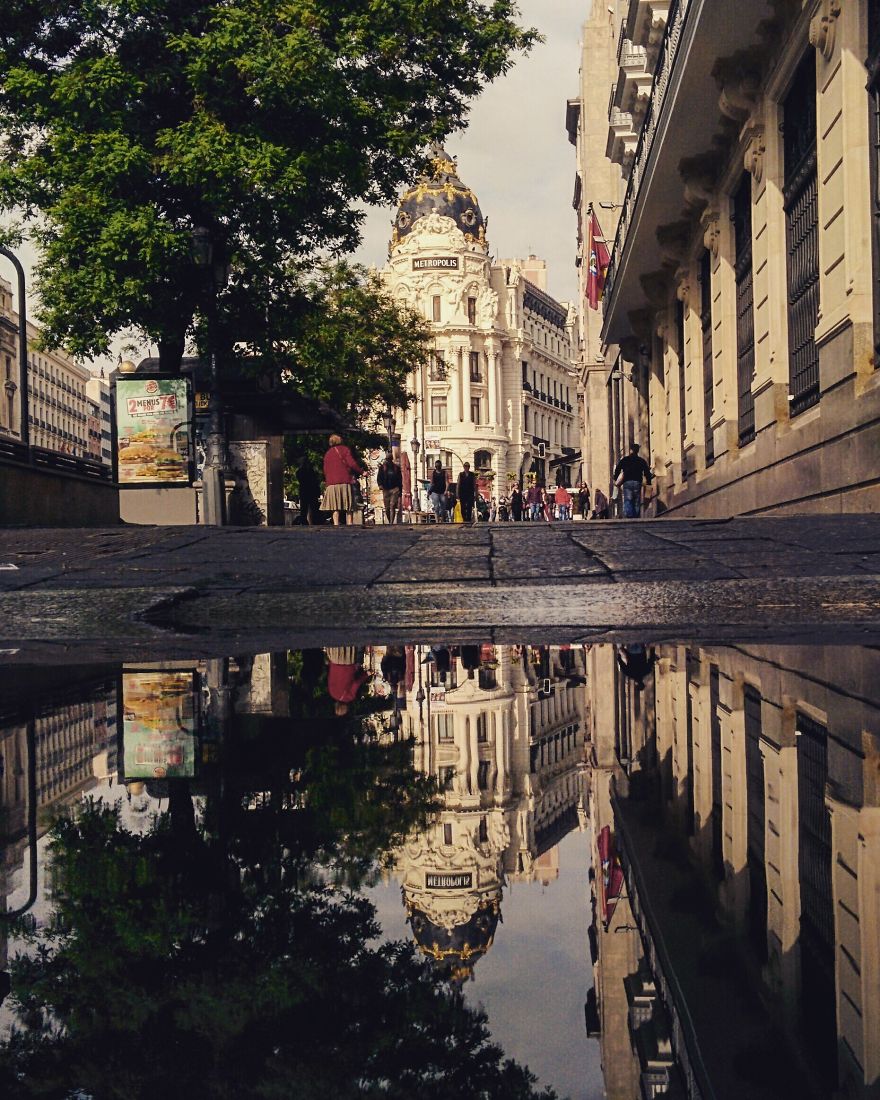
<box><xmin>390</xmin><ymin>144</ymin><xmax>487</xmax><ymax>253</ymax></box>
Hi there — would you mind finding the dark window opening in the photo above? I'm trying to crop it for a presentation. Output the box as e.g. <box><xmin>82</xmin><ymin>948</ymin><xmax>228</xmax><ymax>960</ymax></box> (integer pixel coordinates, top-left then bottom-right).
<box><xmin>733</xmin><ymin>172</ymin><xmax>756</xmax><ymax>445</ymax></box>
<box><xmin>432</xmin><ymin>295</ymin><xmax>442</xmax><ymax>323</ymax></box>
<box><xmin>744</xmin><ymin>686</ymin><xmax>768</xmax><ymax>963</ymax></box>
<box><xmin>470</xmin><ymin>350</ymin><xmax>482</xmax><ymax>382</ymax></box>
<box><xmin>467</xmin><ymin>296</ymin><xmax>477</xmax><ymax>325</ymax></box>
<box><xmin>477</xmin><ymin>760</ymin><xmax>490</xmax><ymax>790</ymax></box>
<box><xmin>675</xmin><ymin>298</ymin><xmax>687</xmax><ymax>478</ymax></box>
<box><xmin>699</xmin><ymin>250</ymin><xmax>715</xmax><ymax>464</ymax></box>
<box><xmin>868</xmin><ymin>13</ymin><xmax>880</xmax><ymax>361</ymax></box>
<box><xmin>784</xmin><ymin>53</ymin><xmax>820</xmax><ymax>415</ymax></box>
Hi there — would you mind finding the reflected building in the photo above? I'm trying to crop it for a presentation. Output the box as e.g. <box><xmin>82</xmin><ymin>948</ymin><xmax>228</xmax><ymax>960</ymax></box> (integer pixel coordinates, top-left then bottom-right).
<box><xmin>394</xmin><ymin>644</ymin><xmax>588</xmax><ymax>981</ymax></box>
<box><xmin>587</xmin><ymin>644</ymin><xmax>880</xmax><ymax>1100</ymax></box>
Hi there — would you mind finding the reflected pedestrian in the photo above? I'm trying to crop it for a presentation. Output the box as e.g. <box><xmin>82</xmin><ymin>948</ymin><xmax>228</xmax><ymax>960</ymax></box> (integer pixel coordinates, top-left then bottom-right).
<box><xmin>615</xmin><ymin>645</ymin><xmax>657</xmax><ymax>692</ymax></box>
<box><xmin>322</xmin><ymin>433</ymin><xmax>365</xmax><ymax>526</ymax></box>
<box><xmin>325</xmin><ymin>646</ymin><xmax>368</xmax><ymax>716</ymax></box>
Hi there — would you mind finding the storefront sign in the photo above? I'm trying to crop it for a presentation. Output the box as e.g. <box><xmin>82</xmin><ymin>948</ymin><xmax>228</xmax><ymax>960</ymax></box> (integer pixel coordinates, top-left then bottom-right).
<box><xmin>424</xmin><ymin>437</ymin><xmax>442</xmax><ymax>452</ymax></box>
<box><xmin>426</xmin><ymin>873</ymin><xmax>473</xmax><ymax>889</ymax></box>
<box><xmin>115</xmin><ymin>377</ymin><xmax>191</xmax><ymax>485</ymax></box>
<box><xmin>121</xmin><ymin>669</ymin><xmax>197</xmax><ymax>779</ymax></box>
<box><xmin>412</xmin><ymin>257</ymin><xmax>459</xmax><ymax>271</ymax></box>
<box><xmin>429</xmin><ymin>686</ymin><xmax>447</xmax><ymax>711</ymax></box>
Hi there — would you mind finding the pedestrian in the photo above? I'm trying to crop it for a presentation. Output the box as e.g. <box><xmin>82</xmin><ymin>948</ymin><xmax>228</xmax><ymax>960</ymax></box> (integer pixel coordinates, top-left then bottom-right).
<box><xmin>444</xmin><ymin>485</ymin><xmax>456</xmax><ymax>520</ymax></box>
<box><xmin>498</xmin><ymin>494</ymin><xmax>509</xmax><ymax>522</ymax></box>
<box><xmin>510</xmin><ymin>485</ymin><xmax>523</xmax><ymax>522</ymax></box>
<box><xmin>429</xmin><ymin>460</ymin><xmax>448</xmax><ymax>521</ymax></box>
<box><xmin>295</xmin><ymin>454</ymin><xmax>321</xmax><ymax>526</ymax></box>
<box><xmin>592</xmin><ymin>487</ymin><xmax>610</xmax><ymax>519</ymax></box>
<box><xmin>526</xmin><ymin>482</ymin><xmax>542</xmax><ymax>521</ymax></box>
<box><xmin>578</xmin><ymin>485</ymin><xmax>591</xmax><ymax>520</ymax></box>
<box><xmin>457</xmin><ymin>461</ymin><xmax>477</xmax><ymax>524</ymax></box>
<box><xmin>322</xmin><ymin>433</ymin><xmax>366</xmax><ymax>526</ymax></box>
<box><xmin>615</xmin><ymin>645</ymin><xmax>657</xmax><ymax>692</ymax></box>
<box><xmin>613</xmin><ymin>443</ymin><xmax>654</xmax><ymax>519</ymax></box>
<box><xmin>489</xmin><ymin>496</ymin><xmax>498</xmax><ymax>522</ymax></box>
<box><xmin>555</xmin><ymin>483</ymin><xmax>572</xmax><ymax>521</ymax></box>
<box><xmin>376</xmin><ymin>451</ymin><xmax>403</xmax><ymax>524</ymax></box>
<box><xmin>540</xmin><ymin>485</ymin><xmax>553</xmax><ymax>524</ymax></box>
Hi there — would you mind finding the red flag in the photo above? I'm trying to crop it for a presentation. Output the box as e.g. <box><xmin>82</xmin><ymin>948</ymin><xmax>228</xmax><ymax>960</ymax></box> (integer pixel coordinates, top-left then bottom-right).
<box><xmin>586</xmin><ymin>210</ymin><xmax>610</xmax><ymax>310</ymax></box>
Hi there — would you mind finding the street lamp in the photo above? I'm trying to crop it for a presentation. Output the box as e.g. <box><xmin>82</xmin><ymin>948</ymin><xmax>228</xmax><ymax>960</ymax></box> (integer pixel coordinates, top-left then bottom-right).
<box><xmin>190</xmin><ymin>226</ymin><xmax>229</xmax><ymax>525</ymax></box>
<box><xmin>382</xmin><ymin>408</ymin><xmax>396</xmax><ymax>450</ymax></box>
<box><xmin>410</xmin><ymin>435</ymin><xmax>421</xmax><ymax>510</ymax></box>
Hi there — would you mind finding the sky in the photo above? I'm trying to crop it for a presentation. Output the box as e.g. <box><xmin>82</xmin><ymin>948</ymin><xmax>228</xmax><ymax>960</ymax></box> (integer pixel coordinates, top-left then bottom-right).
<box><xmin>2</xmin><ymin>0</ymin><xmax>589</xmax><ymax>369</ymax></box>
<box><xmin>354</xmin><ymin>0</ymin><xmax>589</xmax><ymax>304</ymax></box>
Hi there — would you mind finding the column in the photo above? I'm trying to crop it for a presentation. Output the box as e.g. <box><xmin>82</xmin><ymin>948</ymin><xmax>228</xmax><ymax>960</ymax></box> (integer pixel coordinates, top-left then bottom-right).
<box><xmin>461</xmin><ymin>343</ymin><xmax>472</xmax><ymax>425</ymax></box>
<box><xmin>486</xmin><ymin>342</ymin><xmax>497</xmax><ymax>429</ymax></box>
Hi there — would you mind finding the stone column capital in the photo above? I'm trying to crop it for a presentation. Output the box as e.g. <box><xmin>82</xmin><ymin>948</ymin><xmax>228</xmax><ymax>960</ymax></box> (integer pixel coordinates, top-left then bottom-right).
<box><xmin>809</xmin><ymin>0</ymin><xmax>842</xmax><ymax>62</ymax></box>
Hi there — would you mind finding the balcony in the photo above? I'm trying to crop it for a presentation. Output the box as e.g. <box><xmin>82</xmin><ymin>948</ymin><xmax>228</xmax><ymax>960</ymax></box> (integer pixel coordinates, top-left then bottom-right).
<box><xmin>627</xmin><ymin>0</ymin><xmax>671</xmax><ymax>68</ymax></box>
<box><xmin>607</xmin><ymin>80</ymin><xmax>638</xmax><ymax>177</ymax></box>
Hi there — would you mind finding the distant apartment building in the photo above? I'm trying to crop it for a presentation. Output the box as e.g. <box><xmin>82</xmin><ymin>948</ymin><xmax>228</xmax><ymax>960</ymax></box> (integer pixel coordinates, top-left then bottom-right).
<box><xmin>0</xmin><ymin>275</ymin><xmax>91</xmax><ymax>456</ymax></box>
<box><xmin>85</xmin><ymin>374</ymin><xmax>112</xmax><ymax>465</ymax></box>
<box><xmin>570</xmin><ymin>1</ymin><xmax>880</xmax><ymax>516</ymax></box>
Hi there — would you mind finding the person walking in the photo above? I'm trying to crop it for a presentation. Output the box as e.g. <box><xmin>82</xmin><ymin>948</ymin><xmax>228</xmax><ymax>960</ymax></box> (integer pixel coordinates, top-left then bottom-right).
<box><xmin>577</xmin><ymin>485</ymin><xmax>591</xmax><ymax>520</ymax></box>
<box><xmin>540</xmin><ymin>485</ymin><xmax>553</xmax><ymax>524</ymax></box>
<box><xmin>526</xmin><ymin>482</ymin><xmax>542</xmax><ymax>522</ymax></box>
<box><xmin>429</xmin><ymin>460</ymin><xmax>448</xmax><ymax>521</ymax></box>
<box><xmin>555</xmin><ymin>483</ymin><xmax>572</xmax><ymax>521</ymax></box>
<box><xmin>510</xmin><ymin>486</ymin><xmax>523</xmax><ymax>522</ymax></box>
<box><xmin>489</xmin><ymin>496</ymin><xmax>498</xmax><ymax>523</ymax></box>
<box><xmin>322</xmin><ymin>433</ymin><xmax>365</xmax><ymax>526</ymax></box>
<box><xmin>457</xmin><ymin>462</ymin><xmax>477</xmax><ymax>524</ymax></box>
<box><xmin>376</xmin><ymin>451</ymin><xmax>403</xmax><ymax>525</ymax></box>
<box><xmin>613</xmin><ymin>443</ymin><xmax>654</xmax><ymax>518</ymax></box>
<box><xmin>296</xmin><ymin>454</ymin><xmax>321</xmax><ymax>526</ymax></box>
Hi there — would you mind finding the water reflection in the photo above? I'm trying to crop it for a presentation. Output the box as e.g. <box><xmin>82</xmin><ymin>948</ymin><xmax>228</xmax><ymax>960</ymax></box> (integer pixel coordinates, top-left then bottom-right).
<box><xmin>0</xmin><ymin>643</ymin><xmax>877</xmax><ymax>1099</ymax></box>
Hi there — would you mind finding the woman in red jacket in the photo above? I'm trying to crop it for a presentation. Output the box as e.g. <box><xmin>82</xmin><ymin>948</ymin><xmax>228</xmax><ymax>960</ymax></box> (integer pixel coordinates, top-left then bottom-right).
<box><xmin>322</xmin><ymin>433</ymin><xmax>365</xmax><ymax>526</ymax></box>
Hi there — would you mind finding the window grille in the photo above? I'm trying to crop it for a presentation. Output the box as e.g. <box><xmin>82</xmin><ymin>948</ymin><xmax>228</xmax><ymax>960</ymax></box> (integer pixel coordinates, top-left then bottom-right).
<box><xmin>699</xmin><ymin>250</ymin><xmax>715</xmax><ymax>464</ymax></box>
<box><xmin>784</xmin><ymin>55</ymin><xmax>820</xmax><ymax>415</ymax></box>
<box><xmin>733</xmin><ymin>173</ymin><xmax>756</xmax><ymax>444</ymax></box>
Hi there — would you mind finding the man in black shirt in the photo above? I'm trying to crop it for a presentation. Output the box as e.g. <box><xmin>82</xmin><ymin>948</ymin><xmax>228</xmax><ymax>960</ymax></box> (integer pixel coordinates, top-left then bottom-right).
<box><xmin>612</xmin><ymin>443</ymin><xmax>653</xmax><ymax>518</ymax></box>
<box><xmin>457</xmin><ymin>462</ymin><xmax>477</xmax><ymax>523</ymax></box>
<box><xmin>429</xmin><ymin>460</ymin><xmax>448</xmax><ymax>521</ymax></box>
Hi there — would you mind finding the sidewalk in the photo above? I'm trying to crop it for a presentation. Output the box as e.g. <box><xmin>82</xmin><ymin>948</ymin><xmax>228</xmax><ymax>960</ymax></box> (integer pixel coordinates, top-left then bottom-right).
<box><xmin>1</xmin><ymin>515</ymin><xmax>879</xmax><ymax>661</ymax></box>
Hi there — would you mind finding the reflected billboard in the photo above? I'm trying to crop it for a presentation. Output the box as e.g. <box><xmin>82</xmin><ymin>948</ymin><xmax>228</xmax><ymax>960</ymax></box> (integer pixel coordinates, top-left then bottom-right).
<box><xmin>121</xmin><ymin>670</ymin><xmax>197</xmax><ymax>779</ymax></box>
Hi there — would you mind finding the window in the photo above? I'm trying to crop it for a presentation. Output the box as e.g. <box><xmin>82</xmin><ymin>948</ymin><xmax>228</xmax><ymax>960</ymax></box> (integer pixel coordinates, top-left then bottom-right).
<box><xmin>470</xmin><ymin>397</ymin><xmax>481</xmax><ymax>424</ymax></box>
<box><xmin>522</xmin><ymin>360</ymin><xmax>529</xmax><ymax>385</ymax></box>
<box><xmin>675</xmin><ymin>298</ymin><xmax>687</xmax><ymax>477</ymax></box>
<box><xmin>476</xmin><ymin>713</ymin><xmax>488</xmax><ymax>742</ymax></box>
<box><xmin>432</xmin><ymin>295</ymin><xmax>441</xmax><ymax>322</ymax></box>
<box><xmin>699</xmin><ymin>249</ymin><xmax>715</xmax><ymax>464</ymax></box>
<box><xmin>733</xmin><ymin>174</ymin><xmax>756</xmax><ymax>446</ymax></box>
<box><xmin>469</xmin><ymin>350</ymin><xmax>481</xmax><ymax>382</ymax></box>
<box><xmin>467</xmin><ymin>296</ymin><xmax>477</xmax><ymax>325</ymax></box>
<box><xmin>428</xmin><ymin>350</ymin><xmax>446</xmax><ymax>381</ymax></box>
<box><xmin>744</xmin><ymin>686</ymin><xmax>767</xmax><ymax>962</ymax></box>
<box><xmin>430</xmin><ymin>396</ymin><xmax>447</xmax><ymax>425</ymax></box>
<box><xmin>439</xmin><ymin>767</ymin><xmax>455</xmax><ymax>791</ymax></box>
<box><xmin>477</xmin><ymin>759</ymin><xmax>490</xmax><ymax>790</ymax></box>
<box><xmin>434</xmin><ymin>713</ymin><xmax>454</xmax><ymax>742</ymax></box>
<box><xmin>524</xmin><ymin>405</ymin><xmax>529</xmax><ymax>430</ymax></box>
<box><xmin>784</xmin><ymin>53</ymin><xmax>820</xmax><ymax>415</ymax></box>
<box><xmin>443</xmin><ymin>822</ymin><xmax>453</xmax><ymax>845</ymax></box>
<box><xmin>479</xmin><ymin>817</ymin><xmax>488</xmax><ymax>844</ymax></box>
<box><xmin>474</xmin><ymin>449</ymin><xmax>491</xmax><ymax>471</ymax></box>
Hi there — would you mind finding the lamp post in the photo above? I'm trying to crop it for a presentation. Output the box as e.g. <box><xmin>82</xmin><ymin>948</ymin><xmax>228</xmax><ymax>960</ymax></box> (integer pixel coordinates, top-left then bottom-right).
<box><xmin>190</xmin><ymin>226</ymin><xmax>229</xmax><ymax>525</ymax></box>
<box><xmin>410</xmin><ymin>435</ymin><xmax>421</xmax><ymax>511</ymax></box>
<box><xmin>0</xmin><ymin>246</ymin><xmax>30</xmax><ymax>448</ymax></box>
<box><xmin>382</xmin><ymin>408</ymin><xmax>396</xmax><ymax>452</ymax></box>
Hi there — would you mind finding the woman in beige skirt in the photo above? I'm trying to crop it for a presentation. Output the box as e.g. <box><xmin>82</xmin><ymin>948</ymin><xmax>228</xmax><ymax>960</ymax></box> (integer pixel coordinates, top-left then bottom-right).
<box><xmin>322</xmin><ymin>434</ymin><xmax>365</xmax><ymax>526</ymax></box>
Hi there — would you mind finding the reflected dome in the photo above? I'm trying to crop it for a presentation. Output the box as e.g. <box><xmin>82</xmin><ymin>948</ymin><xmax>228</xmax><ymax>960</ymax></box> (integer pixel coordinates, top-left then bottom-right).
<box><xmin>407</xmin><ymin>895</ymin><xmax>501</xmax><ymax>982</ymax></box>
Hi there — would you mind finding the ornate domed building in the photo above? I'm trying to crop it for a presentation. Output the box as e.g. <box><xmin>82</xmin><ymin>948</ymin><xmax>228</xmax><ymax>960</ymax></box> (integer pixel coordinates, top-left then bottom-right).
<box><xmin>380</xmin><ymin>148</ymin><xmax>580</xmax><ymax>512</ymax></box>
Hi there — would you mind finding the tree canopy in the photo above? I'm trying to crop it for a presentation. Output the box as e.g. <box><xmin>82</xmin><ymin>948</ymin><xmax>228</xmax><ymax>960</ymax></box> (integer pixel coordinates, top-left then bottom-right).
<box><xmin>0</xmin><ymin>0</ymin><xmax>538</xmax><ymax>371</ymax></box>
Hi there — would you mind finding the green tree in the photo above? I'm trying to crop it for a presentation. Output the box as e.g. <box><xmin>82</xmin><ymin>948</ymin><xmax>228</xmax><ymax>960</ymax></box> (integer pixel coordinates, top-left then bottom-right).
<box><xmin>0</xmin><ymin>1</ymin><xmax>538</xmax><ymax>371</ymax></box>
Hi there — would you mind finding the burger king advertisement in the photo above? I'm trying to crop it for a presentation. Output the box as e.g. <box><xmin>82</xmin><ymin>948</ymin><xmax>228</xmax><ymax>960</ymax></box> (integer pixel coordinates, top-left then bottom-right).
<box><xmin>121</xmin><ymin>669</ymin><xmax>198</xmax><ymax>779</ymax></box>
<box><xmin>115</xmin><ymin>376</ymin><xmax>192</xmax><ymax>484</ymax></box>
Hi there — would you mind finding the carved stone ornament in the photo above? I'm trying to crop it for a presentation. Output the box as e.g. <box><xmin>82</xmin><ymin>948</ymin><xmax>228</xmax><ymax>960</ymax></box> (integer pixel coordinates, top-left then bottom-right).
<box><xmin>743</xmin><ymin>122</ymin><xmax>766</xmax><ymax>183</ymax></box>
<box><xmin>809</xmin><ymin>0</ymin><xmax>842</xmax><ymax>62</ymax></box>
<box><xmin>675</xmin><ymin>268</ymin><xmax>691</xmax><ymax>307</ymax></box>
<box><xmin>701</xmin><ymin>209</ymin><xmax>721</xmax><ymax>259</ymax></box>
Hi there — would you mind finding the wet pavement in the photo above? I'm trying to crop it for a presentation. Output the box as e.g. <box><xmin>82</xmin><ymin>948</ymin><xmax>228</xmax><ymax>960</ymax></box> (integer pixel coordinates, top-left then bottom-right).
<box><xmin>1</xmin><ymin>515</ymin><xmax>880</xmax><ymax>661</ymax></box>
<box><xmin>0</xmin><ymin>638</ymin><xmax>877</xmax><ymax>1099</ymax></box>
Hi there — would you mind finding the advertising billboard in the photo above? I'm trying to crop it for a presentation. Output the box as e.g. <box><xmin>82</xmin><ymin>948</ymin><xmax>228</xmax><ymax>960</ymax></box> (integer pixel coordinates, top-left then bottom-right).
<box><xmin>115</xmin><ymin>377</ymin><xmax>191</xmax><ymax>485</ymax></box>
<box><xmin>121</xmin><ymin>669</ymin><xmax>198</xmax><ymax>779</ymax></box>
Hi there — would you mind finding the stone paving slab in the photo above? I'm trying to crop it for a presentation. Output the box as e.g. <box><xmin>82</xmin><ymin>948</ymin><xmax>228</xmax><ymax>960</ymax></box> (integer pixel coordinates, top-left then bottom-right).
<box><xmin>0</xmin><ymin>516</ymin><xmax>879</xmax><ymax>661</ymax></box>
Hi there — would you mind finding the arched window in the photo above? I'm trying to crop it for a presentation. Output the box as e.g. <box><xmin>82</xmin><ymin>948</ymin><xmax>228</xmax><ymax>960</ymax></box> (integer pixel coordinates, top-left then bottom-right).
<box><xmin>474</xmin><ymin>449</ymin><xmax>492</xmax><ymax>471</ymax></box>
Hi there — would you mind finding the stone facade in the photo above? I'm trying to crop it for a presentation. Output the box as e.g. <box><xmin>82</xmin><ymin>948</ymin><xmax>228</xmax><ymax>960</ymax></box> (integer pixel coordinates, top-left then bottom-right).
<box><xmin>382</xmin><ymin>150</ymin><xmax>578</xmax><ymax>501</ymax></box>
<box><xmin>0</xmin><ymin>275</ymin><xmax>91</xmax><ymax>456</ymax></box>
<box><xmin>572</xmin><ymin>0</ymin><xmax>880</xmax><ymax>516</ymax></box>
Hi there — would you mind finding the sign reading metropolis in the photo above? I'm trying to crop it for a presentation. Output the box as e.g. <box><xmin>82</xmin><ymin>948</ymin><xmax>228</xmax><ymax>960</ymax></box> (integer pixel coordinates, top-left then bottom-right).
<box><xmin>411</xmin><ymin>256</ymin><xmax>459</xmax><ymax>271</ymax></box>
<box><xmin>426</xmin><ymin>873</ymin><xmax>473</xmax><ymax>889</ymax></box>
<box><xmin>115</xmin><ymin>377</ymin><xmax>191</xmax><ymax>485</ymax></box>
<box><xmin>121</xmin><ymin>669</ymin><xmax>198</xmax><ymax>779</ymax></box>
